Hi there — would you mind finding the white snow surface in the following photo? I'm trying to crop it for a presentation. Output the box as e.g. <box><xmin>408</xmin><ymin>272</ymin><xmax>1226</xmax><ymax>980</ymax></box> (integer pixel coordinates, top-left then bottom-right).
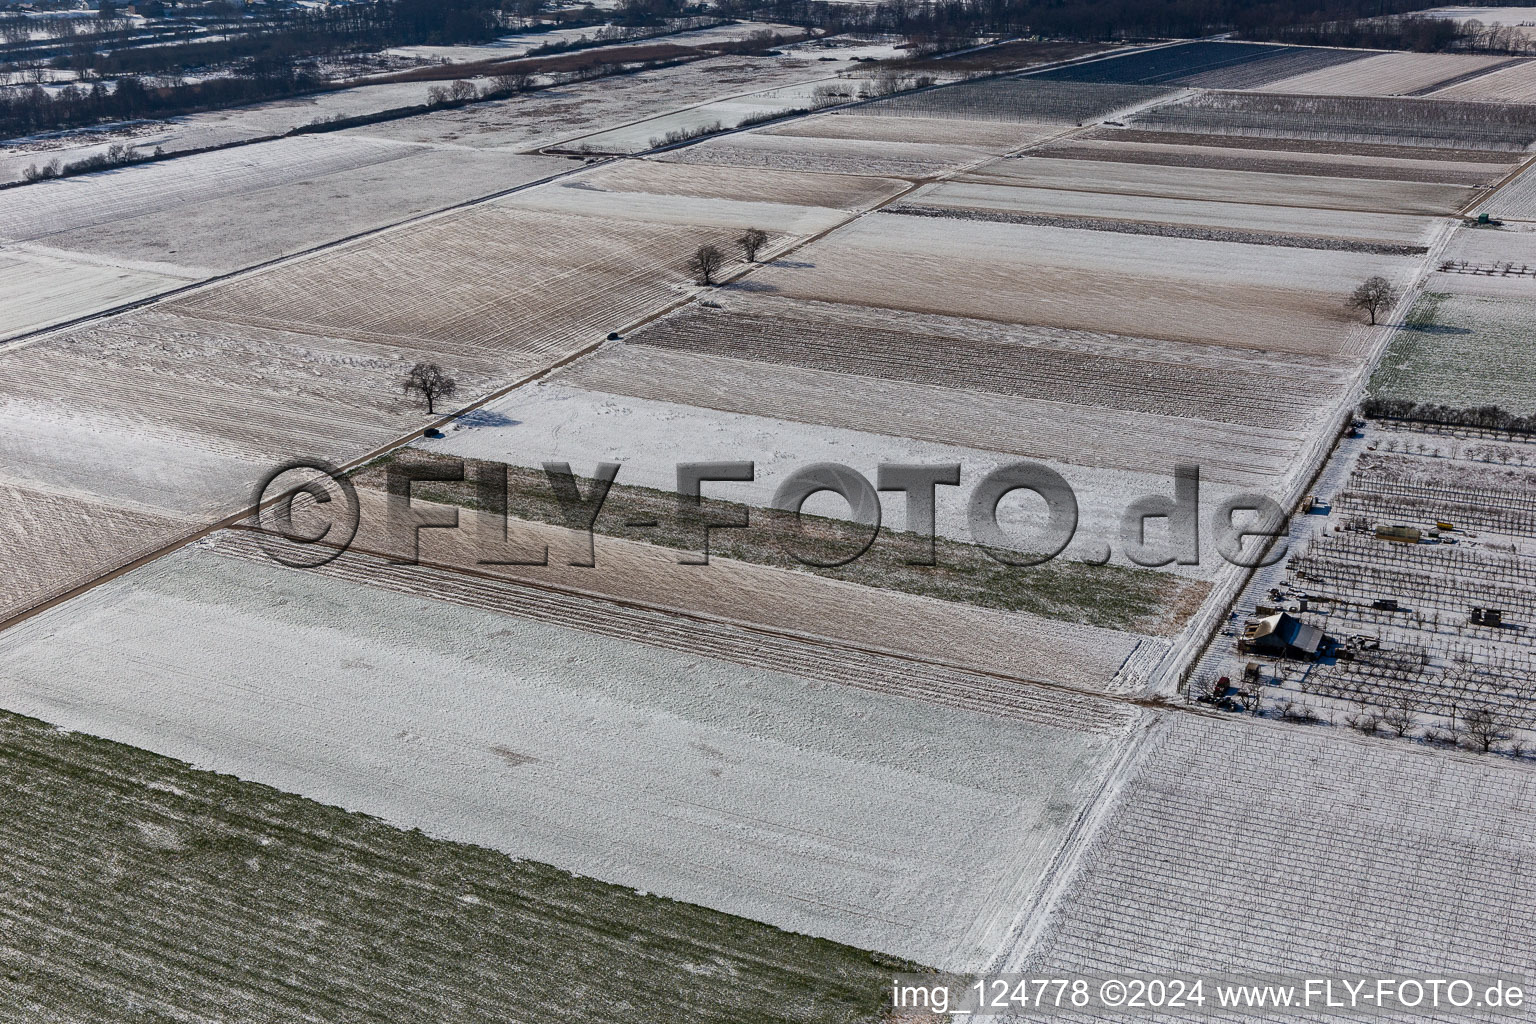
<box><xmin>422</xmin><ymin>380</ymin><xmax>1254</xmax><ymax>579</ymax></box>
<box><xmin>0</xmin><ymin>543</ymin><xmax>1132</xmax><ymax>971</ymax></box>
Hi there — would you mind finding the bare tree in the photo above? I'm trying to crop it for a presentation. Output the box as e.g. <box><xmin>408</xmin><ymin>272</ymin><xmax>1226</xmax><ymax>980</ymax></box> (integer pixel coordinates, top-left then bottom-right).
<box><xmin>738</xmin><ymin>228</ymin><xmax>768</xmax><ymax>263</ymax></box>
<box><xmin>488</xmin><ymin>72</ymin><xmax>532</xmax><ymax>96</ymax></box>
<box><xmin>426</xmin><ymin>80</ymin><xmax>477</xmax><ymax>105</ymax></box>
<box><xmin>1349</xmin><ymin>275</ymin><xmax>1397</xmax><ymax>326</ymax></box>
<box><xmin>687</xmin><ymin>244</ymin><xmax>726</xmax><ymax>286</ymax></box>
<box><xmin>402</xmin><ymin>362</ymin><xmax>458</xmax><ymax>415</ymax></box>
<box><xmin>1381</xmin><ymin>694</ymin><xmax>1419</xmax><ymax>738</ymax></box>
<box><xmin>1237</xmin><ymin>679</ymin><xmax>1265</xmax><ymax>716</ymax></box>
<box><xmin>1276</xmin><ymin>695</ymin><xmax>1318</xmax><ymax>723</ymax></box>
<box><xmin>1442</xmin><ymin>664</ymin><xmax>1475</xmax><ymax>738</ymax></box>
<box><xmin>1462</xmin><ymin>706</ymin><xmax>1512</xmax><ymax>753</ymax></box>
<box><xmin>1345</xmin><ymin>698</ymin><xmax>1383</xmax><ymax>735</ymax></box>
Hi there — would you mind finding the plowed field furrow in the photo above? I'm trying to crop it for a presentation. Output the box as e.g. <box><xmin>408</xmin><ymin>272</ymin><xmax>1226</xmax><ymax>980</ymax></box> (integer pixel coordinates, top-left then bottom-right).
<box><xmin>560</xmin><ymin>343</ymin><xmax>1305</xmax><ymax>484</ymax></box>
<box><xmin>208</xmin><ymin>530</ymin><xmax>1131</xmax><ymax>731</ymax></box>
<box><xmin>0</xmin><ymin>136</ymin><xmax>415</xmax><ymax>244</ymax></box>
<box><xmin>168</xmin><ymin>206</ymin><xmax>720</xmax><ymax>354</ymax></box>
<box><xmin>1029</xmin><ymin>138</ymin><xmax>1506</xmax><ymax>186</ymax></box>
<box><xmin>0</xmin><ymin>483</ymin><xmax>188</xmax><ymax>622</ymax></box>
<box><xmin>628</xmin><ymin>297</ymin><xmax>1343</xmax><ymax>429</ymax></box>
<box><xmin>329</xmin><ymin>489</ymin><xmax>1144</xmax><ymax>691</ymax></box>
<box><xmin>582</xmin><ymin>159</ymin><xmax>909</xmax><ymax>209</ymax></box>
<box><xmin>1016</xmin><ymin>715</ymin><xmax>1536</xmax><ymax>999</ymax></box>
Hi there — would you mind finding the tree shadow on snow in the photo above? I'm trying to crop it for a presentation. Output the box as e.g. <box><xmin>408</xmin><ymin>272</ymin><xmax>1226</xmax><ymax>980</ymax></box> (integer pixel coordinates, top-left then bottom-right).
<box><xmin>1403</xmin><ymin>324</ymin><xmax>1473</xmax><ymax>335</ymax></box>
<box><xmin>454</xmin><ymin>409</ymin><xmax>521</xmax><ymax>429</ymax></box>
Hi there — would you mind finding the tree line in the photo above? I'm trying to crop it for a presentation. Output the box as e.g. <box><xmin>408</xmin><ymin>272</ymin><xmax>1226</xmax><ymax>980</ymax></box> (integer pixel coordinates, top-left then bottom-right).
<box><xmin>718</xmin><ymin>0</ymin><xmax>1444</xmax><ymax>48</ymax></box>
<box><xmin>53</xmin><ymin>0</ymin><xmax>501</xmax><ymax>78</ymax></box>
<box><xmin>0</xmin><ymin>68</ymin><xmax>327</xmax><ymax>137</ymax></box>
<box><xmin>0</xmin><ymin>0</ymin><xmax>511</xmax><ymax>137</ymax></box>
<box><xmin>1360</xmin><ymin>398</ymin><xmax>1536</xmax><ymax>436</ymax></box>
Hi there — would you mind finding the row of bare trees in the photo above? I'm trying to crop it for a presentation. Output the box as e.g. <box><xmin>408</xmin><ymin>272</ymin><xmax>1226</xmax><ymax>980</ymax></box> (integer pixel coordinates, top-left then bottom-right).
<box><xmin>1227</xmin><ymin>675</ymin><xmax>1525</xmax><ymax>755</ymax></box>
<box><xmin>1344</xmin><ymin>694</ymin><xmax>1517</xmax><ymax>753</ymax></box>
<box><xmin>686</xmin><ymin>228</ymin><xmax>769</xmax><ymax>286</ymax></box>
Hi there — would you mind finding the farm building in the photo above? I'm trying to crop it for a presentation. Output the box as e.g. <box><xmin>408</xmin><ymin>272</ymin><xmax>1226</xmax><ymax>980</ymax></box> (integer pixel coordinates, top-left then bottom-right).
<box><xmin>1239</xmin><ymin>612</ymin><xmax>1328</xmax><ymax>660</ymax></box>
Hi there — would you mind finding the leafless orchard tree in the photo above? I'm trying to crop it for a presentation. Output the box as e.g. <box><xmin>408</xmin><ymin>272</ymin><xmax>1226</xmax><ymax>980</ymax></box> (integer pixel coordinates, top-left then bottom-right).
<box><xmin>1381</xmin><ymin>694</ymin><xmax>1419</xmax><ymax>738</ymax></box>
<box><xmin>1462</xmin><ymin>706</ymin><xmax>1512</xmax><ymax>753</ymax></box>
<box><xmin>1237</xmin><ymin>680</ymin><xmax>1265</xmax><ymax>716</ymax></box>
<box><xmin>1275</xmin><ymin>695</ymin><xmax>1318</xmax><ymax>723</ymax></box>
<box><xmin>1345</xmin><ymin>698</ymin><xmax>1383</xmax><ymax>735</ymax></box>
<box><xmin>687</xmin><ymin>243</ymin><xmax>726</xmax><ymax>286</ymax></box>
<box><xmin>402</xmin><ymin>362</ymin><xmax>458</xmax><ymax>415</ymax></box>
<box><xmin>1349</xmin><ymin>275</ymin><xmax>1397</xmax><ymax>326</ymax></box>
<box><xmin>738</xmin><ymin>228</ymin><xmax>768</xmax><ymax>263</ymax></box>
<box><xmin>1441</xmin><ymin>664</ymin><xmax>1475</xmax><ymax>740</ymax></box>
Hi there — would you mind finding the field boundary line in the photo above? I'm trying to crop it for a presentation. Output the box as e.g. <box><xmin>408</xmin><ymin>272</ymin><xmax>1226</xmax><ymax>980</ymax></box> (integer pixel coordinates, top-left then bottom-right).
<box><xmin>984</xmin><ymin>710</ymin><xmax>1162</xmax><ymax>973</ymax></box>
<box><xmin>1462</xmin><ymin>149</ymin><xmax>1536</xmax><ymax>218</ymax></box>
<box><xmin>224</xmin><ymin>525</ymin><xmax>1129</xmax><ymax>698</ymax></box>
<box><xmin>0</xmin><ymin>40</ymin><xmax>1123</xmax><ymax>352</ymax></box>
<box><xmin>0</xmin><ymin>331</ymin><xmax>611</xmax><ymax>636</ymax></box>
<box><xmin>1142</xmin><ymin>211</ymin><xmax>1459</xmax><ymax>698</ymax></box>
<box><xmin>632</xmin><ymin>39</ymin><xmax>1170</xmax><ymax>163</ymax></box>
<box><xmin>0</xmin><ymin>154</ymin><xmax>615</xmax><ymax>352</ymax></box>
<box><xmin>0</xmin><ymin>131</ymin><xmax>932</xmax><ymax>634</ymax></box>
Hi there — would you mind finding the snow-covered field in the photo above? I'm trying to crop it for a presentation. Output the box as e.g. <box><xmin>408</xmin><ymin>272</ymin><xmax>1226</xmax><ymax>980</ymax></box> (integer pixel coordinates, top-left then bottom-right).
<box><xmin>661</xmin><ymin>130</ymin><xmax>1003</xmax><ymax>177</ymax></box>
<box><xmin>1434</xmin><ymin>226</ymin><xmax>1536</xmax><ymax>296</ymax></box>
<box><xmin>498</xmin><ymin>183</ymin><xmax>850</xmax><ymax>236</ymax></box>
<box><xmin>966</xmin><ymin>154</ymin><xmax>1478</xmax><ymax>215</ymax></box>
<box><xmin>763</xmin><ymin>111</ymin><xmax>1066</xmax><ymax>151</ymax></box>
<box><xmin>628</xmin><ymin>291</ymin><xmax>1351</xmax><ymax>431</ymax></box>
<box><xmin>561</xmin><ymin>77</ymin><xmax>870</xmax><ymax>153</ymax></box>
<box><xmin>556</xmin><ymin>342</ymin><xmax>1309</xmax><ymax>486</ymax></box>
<box><xmin>337</xmin><ymin>55</ymin><xmax>864</xmax><ymax>152</ymax></box>
<box><xmin>1012</xmin><ymin>713</ymin><xmax>1536</xmax><ymax>1011</ymax></box>
<box><xmin>905</xmin><ymin>178</ymin><xmax>1440</xmax><ymax>245</ymax></box>
<box><xmin>0</xmin><ymin>304</ymin><xmax>502</xmax><ymax>622</ymax></box>
<box><xmin>166</xmin><ymin>202</ymin><xmax>721</xmax><ymax>358</ymax></box>
<box><xmin>1369</xmin><ymin>291</ymin><xmax>1536</xmax><ymax>413</ymax></box>
<box><xmin>582</xmin><ymin>158</ymin><xmax>908</xmax><ymax>208</ymax></box>
<box><xmin>742</xmin><ymin>212</ymin><xmax>1400</xmax><ymax>354</ymax></box>
<box><xmin>423</xmin><ymin>378</ymin><xmax>1265</xmax><ymax>580</ymax></box>
<box><xmin>0</xmin><ymin>139</ymin><xmax>566</xmax><ymax>278</ymax></box>
<box><xmin>0</xmin><ymin>81</ymin><xmax>438</xmax><ymax>185</ymax></box>
<box><xmin>343</xmin><ymin>486</ymin><xmax>1153</xmax><ymax>677</ymax></box>
<box><xmin>1037</xmin><ymin>134</ymin><xmax>1513</xmax><ymax>186</ymax></box>
<box><xmin>1474</xmin><ymin>162</ymin><xmax>1536</xmax><ymax>221</ymax></box>
<box><xmin>791</xmin><ymin>209</ymin><xmax>1412</xmax><ymax>295</ymax></box>
<box><xmin>0</xmin><ymin>135</ymin><xmax>403</xmax><ymax>243</ymax></box>
<box><xmin>0</xmin><ymin>245</ymin><xmax>189</xmax><ymax>341</ymax></box>
<box><xmin>1259</xmin><ymin>51</ymin><xmax>1516</xmax><ymax>97</ymax></box>
<box><xmin>0</xmin><ymin>540</ymin><xmax>1138</xmax><ymax>970</ymax></box>
<box><xmin>0</xmin><ymin>48</ymin><xmax>839</xmax><ymax>184</ymax></box>
<box><xmin>1433</xmin><ymin>58</ymin><xmax>1536</xmax><ymax>101</ymax></box>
